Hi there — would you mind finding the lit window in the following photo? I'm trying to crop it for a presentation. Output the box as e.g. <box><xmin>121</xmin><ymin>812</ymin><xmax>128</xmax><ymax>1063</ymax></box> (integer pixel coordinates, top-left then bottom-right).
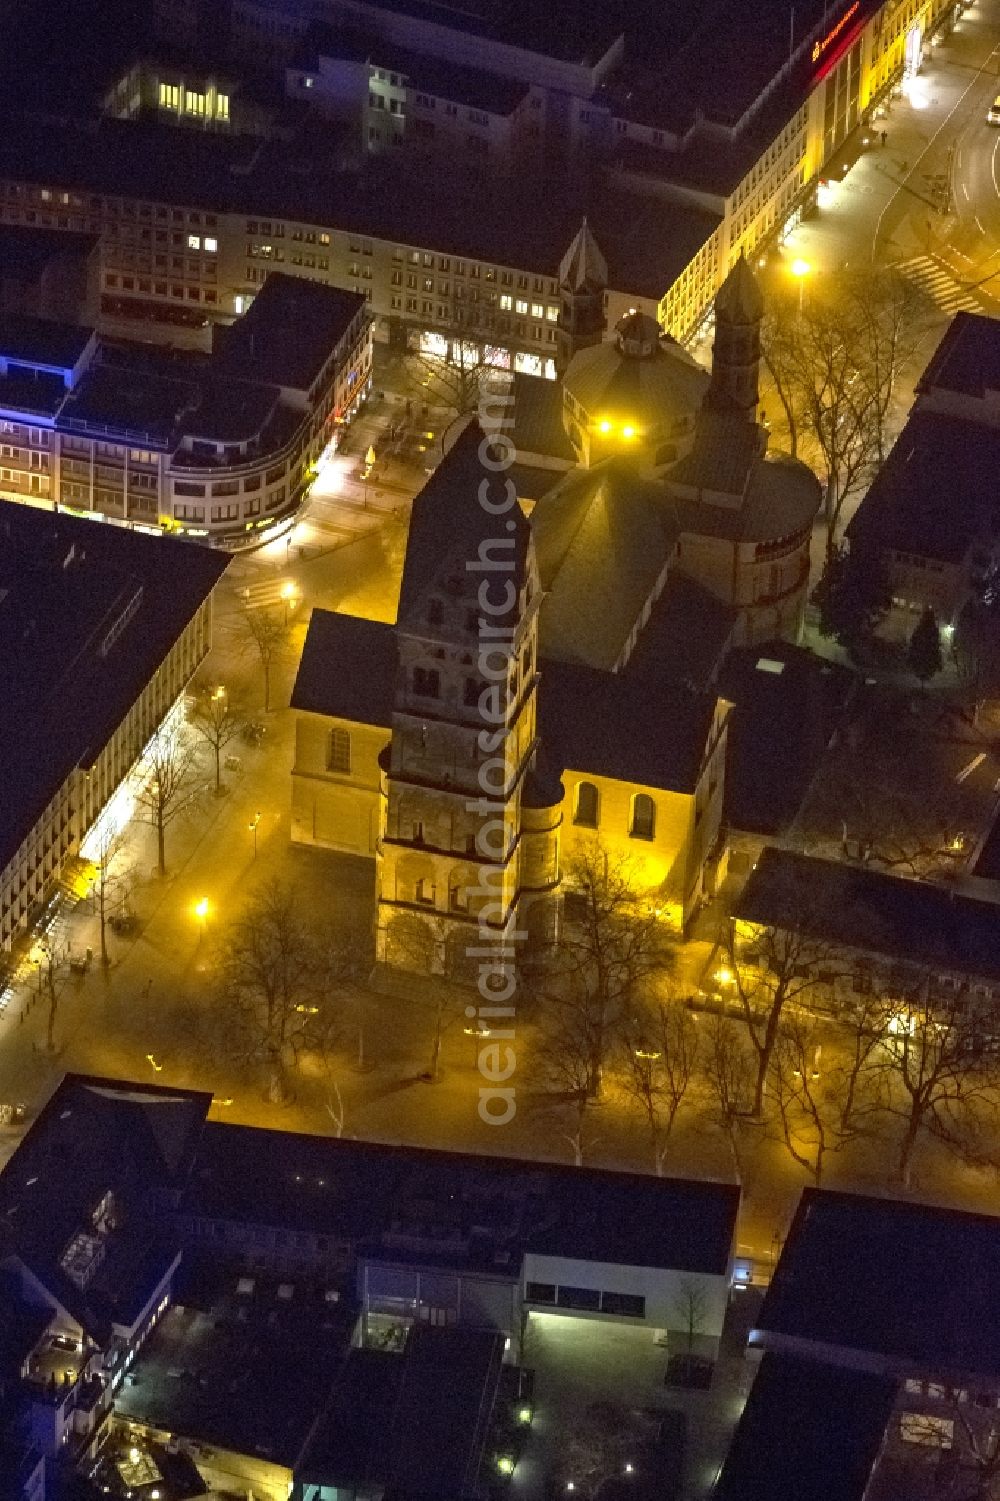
<box><xmin>546</xmin><ymin>305</ymin><xmax>559</xmax><ymax>322</ymax></box>
<box><xmin>630</xmin><ymin>793</ymin><xmax>655</xmax><ymax>840</ymax></box>
<box><xmin>216</xmin><ymin>93</ymin><xmax>230</xmax><ymax>120</ymax></box>
<box><xmin>515</xmin><ymin>299</ymin><xmax>528</xmax><ymax>315</ymax></box>
<box><xmin>531</xmin><ymin>303</ymin><xmax>544</xmax><ymax>318</ymax></box>
<box><xmin>500</xmin><ymin>294</ymin><xmax>513</xmax><ymax>311</ymax></box>
<box><xmin>187</xmin><ymin>234</ymin><xmax>201</xmax><ymax>251</ymax></box>
<box><xmin>204</xmin><ymin>236</ymin><xmax>217</xmax><ymax>254</ymax></box>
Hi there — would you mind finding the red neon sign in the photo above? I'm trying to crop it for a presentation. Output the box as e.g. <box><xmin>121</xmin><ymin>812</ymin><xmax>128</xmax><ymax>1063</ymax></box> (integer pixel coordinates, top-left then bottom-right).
<box><xmin>812</xmin><ymin>1</ymin><xmax>861</xmax><ymax>64</ymax></box>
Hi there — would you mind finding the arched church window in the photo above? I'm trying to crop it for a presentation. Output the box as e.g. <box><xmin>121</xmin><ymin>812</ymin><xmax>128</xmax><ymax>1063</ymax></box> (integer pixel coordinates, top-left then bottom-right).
<box><xmin>630</xmin><ymin>793</ymin><xmax>656</xmax><ymax>841</ymax></box>
<box><xmin>573</xmin><ymin>781</ymin><xmax>599</xmax><ymax>828</ymax></box>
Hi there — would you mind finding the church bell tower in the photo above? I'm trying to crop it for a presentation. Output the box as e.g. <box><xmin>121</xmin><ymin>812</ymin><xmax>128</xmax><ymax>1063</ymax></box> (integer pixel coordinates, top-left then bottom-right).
<box><xmin>556</xmin><ymin>217</ymin><xmax>608</xmax><ymax>375</ymax></box>
<box><xmin>705</xmin><ymin>250</ymin><xmax>764</xmax><ymax>419</ymax></box>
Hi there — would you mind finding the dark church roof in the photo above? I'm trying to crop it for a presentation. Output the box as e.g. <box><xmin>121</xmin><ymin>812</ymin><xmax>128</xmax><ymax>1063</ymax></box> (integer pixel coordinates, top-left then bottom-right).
<box><xmin>397</xmin><ymin>420</ymin><xmax>534</xmax><ymax>632</ymax></box>
<box><xmin>540</xmin><ymin>657</ymin><xmax>718</xmax><ymax>793</ymax></box>
<box><xmin>292</xmin><ymin>612</ymin><xmax>398</xmax><ymax>727</ymax></box>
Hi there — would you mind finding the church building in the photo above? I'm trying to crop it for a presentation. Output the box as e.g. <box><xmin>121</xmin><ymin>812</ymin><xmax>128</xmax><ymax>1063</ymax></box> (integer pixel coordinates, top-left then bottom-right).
<box><xmin>289</xmin><ymin>235</ymin><xmax>820</xmax><ymax>978</ymax></box>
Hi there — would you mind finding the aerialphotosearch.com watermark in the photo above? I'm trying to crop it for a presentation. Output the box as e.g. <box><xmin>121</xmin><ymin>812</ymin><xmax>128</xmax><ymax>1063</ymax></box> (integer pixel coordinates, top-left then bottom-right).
<box><xmin>463</xmin><ymin>375</ymin><xmax>525</xmax><ymax>1129</ymax></box>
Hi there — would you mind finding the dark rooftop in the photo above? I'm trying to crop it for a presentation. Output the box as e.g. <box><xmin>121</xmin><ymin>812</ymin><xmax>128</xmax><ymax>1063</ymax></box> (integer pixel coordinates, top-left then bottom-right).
<box><xmin>540</xmin><ymin>658</ymin><xmax>718</xmax><ymax>795</ymax></box>
<box><xmin>755</xmin><ymin>1188</ymin><xmax>1000</xmax><ymax>1380</ymax></box>
<box><xmin>0</xmin><ymin>310</ymin><xmax>93</xmax><ymax>371</ymax></box>
<box><xmin>319</xmin><ymin>0</ymin><xmax>626</xmax><ymax>66</ymax></box>
<box><xmin>300</xmin><ymin>1327</ymin><xmax>505</xmax><ymax>1496</ymax></box>
<box><xmin>717</xmin><ymin>643</ymin><xmax>855</xmax><ymax>835</ymax></box>
<box><xmin>397</xmin><ymin>420</ymin><xmax>533</xmax><ymax>630</ymax></box>
<box><xmin>917</xmin><ymin>309</ymin><xmax>1000</xmax><ymax>401</ymax></box>
<box><xmin>0</xmin><ymin>504</ymin><xmax>229</xmax><ymax>872</ymax></box>
<box><xmin>847</xmin><ymin>407</ymin><xmax>1000</xmax><ymax>564</ymax></box>
<box><xmin>114</xmin><ymin>1250</ymin><xmax>355</xmax><ymax>1469</ymax></box>
<box><xmin>0</xmin><ymin>1075</ymin><xmax>212</xmax><ymax>1342</ymax></box>
<box><xmin>713</xmin><ymin>1352</ymin><xmax>895</xmax><ymax>1501</ymax></box>
<box><xmin>58</xmin><ymin>358</ymin><xmax>196</xmax><ymax>446</ymax></box>
<box><xmin>734</xmin><ymin>846</ymin><xmax>1000</xmax><ymax>981</ymax></box>
<box><xmin>626</xmin><ymin>571</ymin><xmax>738</xmax><ymax>690</ymax></box>
<box><xmin>291</xmin><ymin>611</ymin><xmax>398</xmax><ymax>727</ymax></box>
<box><xmin>212</xmin><ymin>273</ymin><xmax>366</xmax><ymax>393</ymax></box>
<box><xmin>509</xmin><ymin>372</ymin><xmax>576</xmax><ymax>465</ymax></box>
<box><xmin>0</xmin><ymin>225</ymin><xmax>98</xmax><ymax>281</ymax></box>
<box><xmin>184</xmin><ymin>1121</ymin><xmax>739</xmax><ymax>1276</ymax></box>
<box><xmin>0</xmin><ymin>113</ymin><xmax>719</xmax><ymax>299</ymax></box>
<box><xmin>300</xmin><ymin>21</ymin><xmax>531</xmax><ymax>115</ymax></box>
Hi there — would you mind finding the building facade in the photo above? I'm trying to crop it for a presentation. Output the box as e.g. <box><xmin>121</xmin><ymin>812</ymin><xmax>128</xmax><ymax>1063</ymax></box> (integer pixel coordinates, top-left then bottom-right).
<box><xmin>0</xmin><ymin>275</ymin><xmax>371</xmax><ymax>548</ymax></box>
<box><xmin>0</xmin><ymin>506</ymin><xmax>228</xmax><ymax>956</ymax></box>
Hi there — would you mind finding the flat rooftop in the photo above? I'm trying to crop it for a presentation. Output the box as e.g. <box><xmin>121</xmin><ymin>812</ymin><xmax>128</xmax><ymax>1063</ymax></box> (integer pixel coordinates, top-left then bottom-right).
<box><xmin>0</xmin><ymin>507</ymin><xmax>228</xmax><ymax>874</ymax></box>
<box><xmin>184</xmin><ymin>1121</ymin><xmax>739</xmax><ymax>1277</ymax></box>
<box><xmin>917</xmin><ymin>309</ymin><xmax>1000</xmax><ymax>401</ymax></box>
<box><xmin>755</xmin><ymin>1188</ymin><xmax>1000</xmax><ymax>1380</ymax></box>
<box><xmin>212</xmin><ymin>273</ymin><xmax>366</xmax><ymax>393</ymax></box>
<box><xmin>332</xmin><ymin>0</ymin><xmax>626</xmax><ymax>66</ymax></box>
<box><xmin>0</xmin><ymin>309</ymin><xmax>92</xmax><ymax>371</ymax></box>
<box><xmin>114</xmin><ymin>1251</ymin><xmax>355</xmax><ymax>1469</ymax></box>
<box><xmin>717</xmin><ymin>643</ymin><xmax>855</xmax><ymax>836</ymax></box>
<box><xmin>714</xmin><ymin>1352</ymin><xmax>895</xmax><ymax>1501</ymax></box>
<box><xmin>734</xmin><ymin>846</ymin><xmax>1000</xmax><ymax>982</ymax></box>
<box><xmin>847</xmin><ymin>407</ymin><xmax>1000</xmax><ymax>564</ymax></box>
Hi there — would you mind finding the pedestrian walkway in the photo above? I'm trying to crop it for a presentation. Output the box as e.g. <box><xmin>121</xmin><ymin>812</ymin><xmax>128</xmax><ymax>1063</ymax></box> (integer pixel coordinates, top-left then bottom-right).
<box><xmin>894</xmin><ymin>253</ymin><xmax>983</xmax><ymax>314</ymax></box>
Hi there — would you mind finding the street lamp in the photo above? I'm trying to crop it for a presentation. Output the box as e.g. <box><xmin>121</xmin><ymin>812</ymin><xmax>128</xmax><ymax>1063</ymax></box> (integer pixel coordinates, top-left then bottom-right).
<box><xmin>280</xmin><ymin>580</ymin><xmax>297</xmax><ymax>625</ymax></box>
<box><xmin>249</xmin><ymin>810</ymin><xmax>261</xmax><ymax>859</ymax></box>
<box><xmin>790</xmin><ymin>258</ymin><xmax>811</xmax><ymax>313</ymax></box>
<box><xmin>194</xmin><ymin>896</ymin><xmax>209</xmax><ymax>939</ymax></box>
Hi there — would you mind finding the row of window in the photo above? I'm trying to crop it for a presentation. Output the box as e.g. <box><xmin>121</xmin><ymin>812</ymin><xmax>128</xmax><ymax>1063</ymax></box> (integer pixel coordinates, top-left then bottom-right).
<box><xmin>573</xmin><ymin>781</ymin><xmax>657</xmax><ymax>841</ymax></box>
<box><xmin>524</xmin><ymin>1281</ymin><xmax>646</xmax><ymax>1319</ymax></box>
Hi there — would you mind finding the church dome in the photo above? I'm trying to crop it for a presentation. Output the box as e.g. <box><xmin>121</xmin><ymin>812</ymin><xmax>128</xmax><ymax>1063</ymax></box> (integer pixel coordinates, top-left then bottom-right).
<box><xmin>562</xmin><ymin>311</ymin><xmax>708</xmax><ymax>469</ymax></box>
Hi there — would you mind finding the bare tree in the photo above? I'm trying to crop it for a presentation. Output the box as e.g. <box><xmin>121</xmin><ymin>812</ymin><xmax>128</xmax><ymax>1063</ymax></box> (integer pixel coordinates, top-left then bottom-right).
<box><xmin>874</xmin><ymin>979</ymin><xmax>1000</xmax><ymax>1189</ymax></box>
<box><xmin>700</xmin><ymin>1015</ymin><xmax>756</xmax><ymax>1184</ymax></box>
<box><xmin>188</xmin><ymin>681</ymin><xmax>246</xmax><ymax>794</ymax></box>
<box><xmin>135</xmin><ymin>726</ymin><xmax>202</xmax><ymax>877</ymax></box>
<box><xmin>766</xmin><ymin>996</ymin><xmax>884</xmax><ymax>1184</ymax></box>
<box><xmin>762</xmin><ymin>270</ymin><xmax>917</xmax><ymax>555</ymax></box>
<box><xmin>526</xmin><ymin>845</ymin><xmax>670</xmax><ymax>1104</ymax></box>
<box><xmin>623</xmin><ymin>998</ymin><xmax>700</xmax><ymax>1175</ymax></box>
<box><xmin>404</xmin><ymin>342</ymin><xmax>490</xmax><ymax>419</ymax></box>
<box><xmin>672</xmin><ymin>1279</ymin><xmax>709</xmax><ymax>1385</ymax></box>
<box><xmin>214</xmin><ymin>881</ymin><xmax>366</xmax><ymax>1104</ymax></box>
<box><xmin>724</xmin><ymin>911</ymin><xmax>842</xmax><ymax>1119</ymax></box>
<box><xmin>797</xmin><ymin>706</ymin><xmax>980</xmax><ymax>878</ymax></box>
<box><xmin>87</xmin><ymin>826</ymin><xmax>134</xmax><ymax>968</ymax></box>
<box><xmin>239</xmin><ymin>605</ymin><xmax>291</xmax><ymax>713</ymax></box>
<box><xmin>35</xmin><ymin>932</ymin><xmax>71</xmax><ymax>1055</ymax></box>
<box><xmin>383</xmin><ymin>913</ymin><xmax>469</xmax><ymax>1080</ymax></box>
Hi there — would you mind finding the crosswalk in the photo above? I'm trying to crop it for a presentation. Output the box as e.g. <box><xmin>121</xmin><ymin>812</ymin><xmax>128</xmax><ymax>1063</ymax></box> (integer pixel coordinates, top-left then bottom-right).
<box><xmin>894</xmin><ymin>255</ymin><xmax>983</xmax><ymax>316</ymax></box>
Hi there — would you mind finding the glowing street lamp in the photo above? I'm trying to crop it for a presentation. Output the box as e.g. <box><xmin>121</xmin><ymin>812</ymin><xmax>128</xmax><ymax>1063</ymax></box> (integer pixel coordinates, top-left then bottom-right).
<box><xmin>280</xmin><ymin>580</ymin><xmax>298</xmax><ymax>624</ymax></box>
<box><xmin>790</xmin><ymin>257</ymin><xmax>811</xmax><ymax>313</ymax></box>
<box><xmin>194</xmin><ymin>896</ymin><xmax>209</xmax><ymax>939</ymax></box>
<box><xmin>249</xmin><ymin>810</ymin><xmax>261</xmax><ymax>859</ymax></box>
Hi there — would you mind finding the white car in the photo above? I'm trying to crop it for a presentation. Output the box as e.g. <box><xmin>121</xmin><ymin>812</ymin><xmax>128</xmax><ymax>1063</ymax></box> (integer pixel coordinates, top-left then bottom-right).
<box><xmin>988</xmin><ymin>94</ymin><xmax>1000</xmax><ymax>124</ymax></box>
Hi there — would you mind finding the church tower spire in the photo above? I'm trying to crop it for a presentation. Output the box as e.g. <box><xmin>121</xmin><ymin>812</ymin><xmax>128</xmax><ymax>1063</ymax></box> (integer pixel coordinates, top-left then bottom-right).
<box><xmin>556</xmin><ymin>217</ymin><xmax>608</xmax><ymax>375</ymax></box>
<box><xmin>705</xmin><ymin>251</ymin><xmax>764</xmax><ymax>419</ymax></box>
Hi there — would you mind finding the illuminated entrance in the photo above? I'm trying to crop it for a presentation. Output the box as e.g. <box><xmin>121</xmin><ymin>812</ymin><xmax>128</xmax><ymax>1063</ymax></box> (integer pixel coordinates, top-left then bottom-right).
<box><xmin>904</xmin><ymin>23</ymin><xmax>923</xmax><ymax>79</ymax></box>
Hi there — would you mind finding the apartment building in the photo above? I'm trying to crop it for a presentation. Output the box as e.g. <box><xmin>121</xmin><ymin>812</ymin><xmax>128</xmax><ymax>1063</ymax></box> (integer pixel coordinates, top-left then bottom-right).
<box><xmin>145</xmin><ymin>0</ymin><xmax>961</xmax><ymax>345</ymax></box>
<box><xmin>0</xmin><ymin>505</ymin><xmax>228</xmax><ymax>956</ymax></box>
<box><xmin>0</xmin><ymin>275</ymin><xmax>371</xmax><ymax>546</ymax></box>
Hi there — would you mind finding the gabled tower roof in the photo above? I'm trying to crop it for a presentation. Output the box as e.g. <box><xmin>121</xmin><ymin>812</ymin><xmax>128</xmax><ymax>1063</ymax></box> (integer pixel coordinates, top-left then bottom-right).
<box><xmin>397</xmin><ymin>419</ymin><xmax>533</xmax><ymax>631</ymax></box>
<box><xmin>559</xmin><ymin>217</ymin><xmax>609</xmax><ymax>293</ymax></box>
<box><xmin>715</xmin><ymin>250</ymin><xmax>764</xmax><ymax>324</ymax></box>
